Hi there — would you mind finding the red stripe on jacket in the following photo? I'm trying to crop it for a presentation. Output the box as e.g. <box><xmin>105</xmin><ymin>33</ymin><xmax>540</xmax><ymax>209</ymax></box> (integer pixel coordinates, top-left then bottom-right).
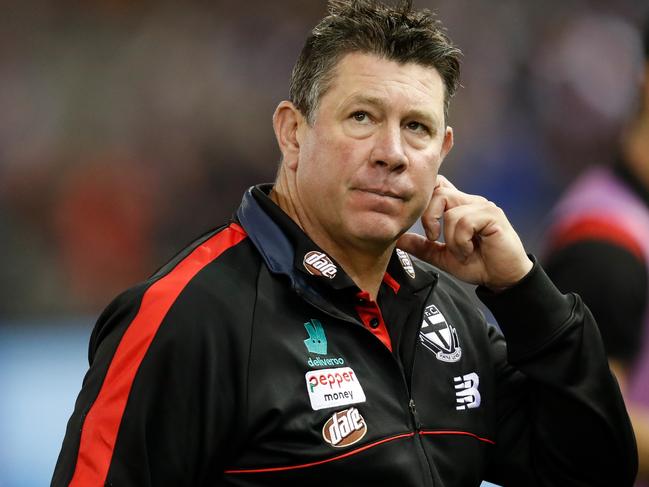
<box><xmin>69</xmin><ymin>223</ymin><xmax>248</xmax><ymax>486</ymax></box>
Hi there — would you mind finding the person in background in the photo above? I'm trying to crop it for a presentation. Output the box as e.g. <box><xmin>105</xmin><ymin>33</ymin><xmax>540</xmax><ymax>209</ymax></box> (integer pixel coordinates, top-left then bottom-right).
<box><xmin>545</xmin><ymin>16</ymin><xmax>649</xmax><ymax>485</ymax></box>
<box><xmin>52</xmin><ymin>1</ymin><xmax>636</xmax><ymax>486</ymax></box>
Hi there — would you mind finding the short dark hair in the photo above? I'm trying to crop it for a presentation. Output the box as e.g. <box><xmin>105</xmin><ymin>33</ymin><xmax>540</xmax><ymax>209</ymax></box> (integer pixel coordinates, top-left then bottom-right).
<box><xmin>289</xmin><ymin>0</ymin><xmax>462</xmax><ymax>124</ymax></box>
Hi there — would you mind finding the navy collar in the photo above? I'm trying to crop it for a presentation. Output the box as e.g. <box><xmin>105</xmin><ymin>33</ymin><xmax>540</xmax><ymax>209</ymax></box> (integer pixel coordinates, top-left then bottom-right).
<box><xmin>236</xmin><ymin>184</ymin><xmax>437</xmax><ymax>295</ymax></box>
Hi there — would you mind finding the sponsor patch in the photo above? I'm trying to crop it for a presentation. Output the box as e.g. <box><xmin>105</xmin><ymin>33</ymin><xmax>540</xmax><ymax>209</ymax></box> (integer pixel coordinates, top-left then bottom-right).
<box><xmin>304</xmin><ymin>319</ymin><xmax>327</xmax><ymax>355</ymax></box>
<box><xmin>396</xmin><ymin>248</ymin><xmax>415</xmax><ymax>279</ymax></box>
<box><xmin>420</xmin><ymin>304</ymin><xmax>462</xmax><ymax>362</ymax></box>
<box><xmin>322</xmin><ymin>407</ymin><xmax>367</xmax><ymax>448</ymax></box>
<box><xmin>303</xmin><ymin>319</ymin><xmax>346</xmax><ymax>367</ymax></box>
<box><xmin>308</xmin><ymin>356</ymin><xmax>345</xmax><ymax>367</ymax></box>
<box><xmin>303</xmin><ymin>251</ymin><xmax>338</xmax><ymax>279</ymax></box>
<box><xmin>305</xmin><ymin>367</ymin><xmax>366</xmax><ymax>411</ymax></box>
<box><xmin>454</xmin><ymin>372</ymin><xmax>481</xmax><ymax>410</ymax></box>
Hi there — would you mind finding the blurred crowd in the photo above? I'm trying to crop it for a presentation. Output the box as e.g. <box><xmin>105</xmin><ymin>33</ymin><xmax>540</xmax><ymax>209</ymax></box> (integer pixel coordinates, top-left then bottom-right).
<box><xmin>1</xmin><ymin>0</ymin><xmax>647</xmax><ymax>318</ymax></box>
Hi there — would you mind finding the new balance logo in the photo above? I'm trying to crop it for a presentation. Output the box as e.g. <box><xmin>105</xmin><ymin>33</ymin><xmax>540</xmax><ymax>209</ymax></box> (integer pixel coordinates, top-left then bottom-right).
<box><xmin>454</xmin><ymin>372</ymin><xmax>481</xmax><ymax>410</ymax></box>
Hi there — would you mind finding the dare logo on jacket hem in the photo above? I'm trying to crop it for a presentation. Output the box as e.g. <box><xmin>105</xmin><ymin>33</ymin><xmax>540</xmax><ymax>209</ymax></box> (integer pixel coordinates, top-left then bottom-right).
<box><xmin>322</xmin><ymin>407</ymin><xmax>367</xmax><ymax>448</ymax></box>
<box><xmin>303</xmin><ymin>251</ymin><xmax>338</xmax><ymax>279</ymax></box>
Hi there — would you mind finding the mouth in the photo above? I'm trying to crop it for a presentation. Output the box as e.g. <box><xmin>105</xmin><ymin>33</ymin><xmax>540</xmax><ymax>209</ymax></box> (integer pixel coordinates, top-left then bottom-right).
<box><xmin>354</xmin><ymin>187</ymin><xmax>406</xmax><ymax>200</ymax></box>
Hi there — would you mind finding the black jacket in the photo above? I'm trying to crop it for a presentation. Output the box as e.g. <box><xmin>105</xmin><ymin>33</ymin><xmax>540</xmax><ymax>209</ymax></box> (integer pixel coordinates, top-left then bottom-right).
<box><xmin>52</xmin><ymin>185</ymin><xmax>637</xmax><ymax>487</ymax></box>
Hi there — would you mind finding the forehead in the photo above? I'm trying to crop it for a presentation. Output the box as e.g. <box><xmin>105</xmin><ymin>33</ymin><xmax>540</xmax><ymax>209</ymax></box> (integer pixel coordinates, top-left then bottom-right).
<box><xmin>322</xmin><ymin>52</ymin><xmax>446</xmax><ymax>117</ymax></box>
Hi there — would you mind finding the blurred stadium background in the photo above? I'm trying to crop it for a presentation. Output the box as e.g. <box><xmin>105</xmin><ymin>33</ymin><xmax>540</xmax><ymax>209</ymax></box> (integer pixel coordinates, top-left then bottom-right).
<box><xmin>1</xmin><ymin>0</ymin><xmax>648</xmax><ymax>485</ymax></box>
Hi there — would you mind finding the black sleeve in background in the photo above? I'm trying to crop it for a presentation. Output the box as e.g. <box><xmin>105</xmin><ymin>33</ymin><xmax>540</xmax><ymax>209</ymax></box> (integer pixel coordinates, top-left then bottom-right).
<box><xmin>544</xmin><ymin>240</ymin><xmax>648</xmax><ymax>365</ymax></box>
<box><xmin>477</xmin><ymin>260</ymin><xmax>638</xmax><ymax>487</ymax></box>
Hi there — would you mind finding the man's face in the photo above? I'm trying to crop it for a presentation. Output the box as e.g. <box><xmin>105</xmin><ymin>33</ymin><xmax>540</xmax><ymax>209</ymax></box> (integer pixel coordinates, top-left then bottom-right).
<box><xmin>293</xmin><ymin>52</ymin><xmax>453</xmax><ymax>251</ymax></box>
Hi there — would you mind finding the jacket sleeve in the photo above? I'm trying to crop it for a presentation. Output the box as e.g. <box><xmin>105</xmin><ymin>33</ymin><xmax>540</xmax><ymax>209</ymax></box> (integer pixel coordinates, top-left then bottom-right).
<box><xmin>51</xmin><ymin>279</ymin><xmax>246</xmax><ymax>487</ymax></box>
<box><xmin>477</xmin><ymin>258</ymin><xmax>638</xmax><ymax>486</ymax></box>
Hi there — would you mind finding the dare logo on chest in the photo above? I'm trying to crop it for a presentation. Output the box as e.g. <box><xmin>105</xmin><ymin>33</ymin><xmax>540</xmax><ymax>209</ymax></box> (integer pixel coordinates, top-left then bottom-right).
<box><xmin>322</xmin><ymin>407</ymin><xmax>367</xmax><ymax>448</ymax></box>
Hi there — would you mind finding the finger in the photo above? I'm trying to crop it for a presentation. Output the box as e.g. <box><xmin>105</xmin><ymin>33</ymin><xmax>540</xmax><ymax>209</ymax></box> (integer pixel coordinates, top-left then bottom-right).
<box><xmin>427</xmin><ymin>219</ymin><xmax>442</xmax><ymax>242</ymax></box>
<box><xmin>423</xmin><ymin>174</ymin><xmax>456</xmax><ymax>224</ymax></box>
<box><xmin>434</xmin><ymin>185</ymin><xmax>488</xmax><ymax>210</ymax></box>
<box><xmin>435</xmin><ymin>174</ymin><xmax>458</xmax><ymax>191</ymax></box>
<box><xmin>443</xmin><ymin>202</ymin><xmax>502</xmax><ymax>258</ymax></box>
<box><xmin>396</xmin><ymin>233</ymin><xmax>446</xmax><ymax>267</ymax></box>
<box><xmin>423</xmin><ymin>186</ymin><xmax>459</xmax><ymax>239</ymax></box>
<box><xmin>423</xmin><ymin>175</ymin><xmax>485</xmax><ymax>241</ymax></box>
<box><xmin>424</xmin><ymin>190</ymin><xmax>485</xmax><ymax>240</ymax></box>
<box><xmin>423</xmin><ymin>185</ymin><xmax>449</xmax><ymax>231</ymax></box>
<box><xmin>421</xmin><ymin>206</ymin><xmax>442</xmax><ymax>241</ymax></box>
<box><xmin>421</xmin><ymin>181</ymin><xmax>450</xmax><ymax>241</ymax></box>
<box><xmin>439</xmin><ymin>205</ymin><xmax>474</xmax><ymax>262</ymax></box>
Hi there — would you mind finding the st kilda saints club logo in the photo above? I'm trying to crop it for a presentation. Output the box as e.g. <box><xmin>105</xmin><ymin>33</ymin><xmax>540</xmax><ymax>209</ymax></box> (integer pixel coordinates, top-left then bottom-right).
<box><xmin>322</xmin><ymin>407</ymin><xmax>367</xmax><ymax>448</ymax></box>
<box><xmin>303</xmin><ymin>251</ymin><xmax>338</xmax><ymax>279</ymax></box>
<box><xmin>419</xmin><ymin>304</ymin><xmax>462</xmax><ymax>363</ymax></box>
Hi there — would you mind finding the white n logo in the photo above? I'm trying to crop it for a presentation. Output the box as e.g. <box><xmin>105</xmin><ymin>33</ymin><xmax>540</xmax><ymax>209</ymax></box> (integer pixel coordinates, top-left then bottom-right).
<box><xmin>454</xmin><ymin>372</ymin><xmax>481</xmax><ymax>410</ymax></box>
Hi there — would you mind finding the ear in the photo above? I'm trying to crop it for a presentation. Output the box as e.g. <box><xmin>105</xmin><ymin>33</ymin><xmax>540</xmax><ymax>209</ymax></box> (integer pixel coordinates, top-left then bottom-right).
<box><xmin>273</xmin><ymin>101</ymin><xmax>305</xmax><ymax>171</ymax></box>
<box><xmin>440</xmin><ymin>126</ymin><xmax>454</xmax><ymax>162</ymax></box>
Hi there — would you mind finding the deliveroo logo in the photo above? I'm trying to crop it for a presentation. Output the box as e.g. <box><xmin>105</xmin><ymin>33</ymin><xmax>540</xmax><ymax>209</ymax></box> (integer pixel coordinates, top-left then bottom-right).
<box><xmin>304</xmin><ymin>319</ymin><xmax>327</xmax><ymax>355</ymax></box>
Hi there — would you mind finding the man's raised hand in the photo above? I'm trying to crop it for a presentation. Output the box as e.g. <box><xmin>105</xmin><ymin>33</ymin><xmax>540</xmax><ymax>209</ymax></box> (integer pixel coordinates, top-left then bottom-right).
<box><xmin>397</xmin><ymin>176</ymin><xmax>533</xmax><ymax>291</ymax></box>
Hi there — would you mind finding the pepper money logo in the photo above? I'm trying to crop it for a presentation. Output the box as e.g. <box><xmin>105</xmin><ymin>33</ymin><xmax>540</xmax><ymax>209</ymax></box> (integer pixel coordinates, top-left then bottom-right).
<box><xmin>305</xmin><ymin>367</ymin><xmax>366</xmax><ymax>410</ymax></box>
<box><xmin>420</xmin><ymin>304</ymin><xmax>462</xmax><ymax>363</ymax></box>
<box><xmin>303</xmin><ymin>251</ymin><xmax>338</xmax><ymax>279</ymax></box>
<box><xmin>322</xmin><ymin>407</ymin><xmax>367</xmax><ymax>448</ymax></box>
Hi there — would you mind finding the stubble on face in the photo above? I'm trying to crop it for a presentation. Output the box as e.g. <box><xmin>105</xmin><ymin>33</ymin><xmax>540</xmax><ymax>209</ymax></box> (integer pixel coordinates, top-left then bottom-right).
<box><xmin>291</xmin><ymin>52</ymin><xmax>451</xmax><ymax>255</ymax></box>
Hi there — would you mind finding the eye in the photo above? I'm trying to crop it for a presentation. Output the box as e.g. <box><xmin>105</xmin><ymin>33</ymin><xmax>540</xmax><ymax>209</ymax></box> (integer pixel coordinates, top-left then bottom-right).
<box><xmin>351</xmin><ymin>111</ymin><xmax>370</xmax><ymax>123</ymax></box>
<box><xmin>406</xmin><ymin>121</ymin><xmax>429</xmax><ymax>134</ymax></box>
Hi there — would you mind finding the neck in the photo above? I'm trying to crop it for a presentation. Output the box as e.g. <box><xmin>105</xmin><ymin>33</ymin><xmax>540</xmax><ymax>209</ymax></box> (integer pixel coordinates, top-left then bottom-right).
<box><xmin>271</xmin><ymin>174</ymin><xmax>392</xmax><ymax>301</ymax></box>
<box><xmin>330</xmin><ymin>244</ymin><xmax>393</xmax><ymax>301</ymax></box>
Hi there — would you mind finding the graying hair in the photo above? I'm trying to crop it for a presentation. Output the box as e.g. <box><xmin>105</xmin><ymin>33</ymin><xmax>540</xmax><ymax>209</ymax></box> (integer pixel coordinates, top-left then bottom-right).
<box><xmin>289</xmin><ymin>0</ymin><xmax>462</xmax><ymax>124</ymax></box>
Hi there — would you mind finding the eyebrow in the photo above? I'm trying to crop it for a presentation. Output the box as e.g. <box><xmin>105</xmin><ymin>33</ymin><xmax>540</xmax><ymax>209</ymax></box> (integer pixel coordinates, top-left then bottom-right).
<box><xmin>343</xmin><ymin>94</ymin><xmax>440</xmax><ymax>128</ymax></box>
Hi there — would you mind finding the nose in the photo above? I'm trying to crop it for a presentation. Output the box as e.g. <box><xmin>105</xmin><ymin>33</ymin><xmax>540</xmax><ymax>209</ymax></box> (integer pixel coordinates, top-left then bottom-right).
<box><xmin>370</xmin><ymin>124</ymin><xmax>408</xmax><ymax>172</ymax></box>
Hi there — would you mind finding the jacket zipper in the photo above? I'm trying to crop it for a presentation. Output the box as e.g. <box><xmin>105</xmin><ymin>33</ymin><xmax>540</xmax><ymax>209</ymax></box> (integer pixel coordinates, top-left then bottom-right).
<box><xmin>402</xmin><ymin>358</ymin><xmax>435</xmax><ymax>485</ymax></box>
<box><xmin>396</xmin><ymin>283</ymin><xmax>438</xmax><ymax>486</ymax></box>
<box><xmin>296</xmin><ymin>283</ymin><xmax>438</xmax><ymax>486</ymax></box>
<box><xmin>409</xmin><ymin>399</ymin><xmax>421</xmax><ymax>429</ymax></box>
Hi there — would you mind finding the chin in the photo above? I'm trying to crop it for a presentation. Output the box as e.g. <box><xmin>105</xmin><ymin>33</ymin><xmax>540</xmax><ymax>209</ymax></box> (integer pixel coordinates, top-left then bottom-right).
<box><xmin>345</xmin><ymin>217</ymin><xmax>403</xmax><ymax>247</ymax></box>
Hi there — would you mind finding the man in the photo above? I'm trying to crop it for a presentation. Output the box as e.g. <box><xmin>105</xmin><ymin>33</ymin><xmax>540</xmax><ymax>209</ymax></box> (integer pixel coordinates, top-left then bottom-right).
<box><xmin>545</xmin><ymin>16</ymin><xmax>649</xmax><ymax>484</ymax></box>
<box><xmin>52</xmin><ymin>1</ymin><xmax>636</xmax><ymax>486</ymax></box>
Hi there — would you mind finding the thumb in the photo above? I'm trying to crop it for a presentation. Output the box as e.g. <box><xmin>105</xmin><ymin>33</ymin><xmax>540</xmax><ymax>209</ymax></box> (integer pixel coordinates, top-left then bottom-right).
<box><xmin>396</xmin><ymin>232</ymin><xmax>446</xmax><ymax>268</ymax></box>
